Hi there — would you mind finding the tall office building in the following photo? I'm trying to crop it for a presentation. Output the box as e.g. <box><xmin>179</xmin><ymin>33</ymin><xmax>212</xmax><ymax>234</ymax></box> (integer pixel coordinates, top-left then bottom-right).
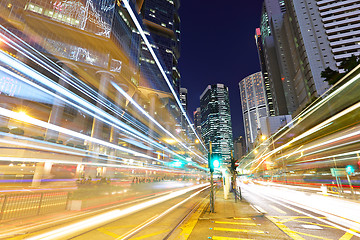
<box><xmin>283</xmin><ymin>0</ymin><xmax>337</xmax><ymax>110</ymax></box>
<box><xmin>233</xmin><ymin>136</ymin><xmax>246</xmax><ymax>161</ymax></box>
<box><xmin>257</xmin><ymin>0</ymin><xmax>338</xmax><ymax>114</ymax></box>
<box><xmin>258</xmin><ymin>0</ymin><xmax>292</xmax><ymax>115</ymax></box>
<box><xmin>139</xmin><ymin>0</ymin><xmax>181</xmax><ymax>94</ymax></box>
<box><xmin>239</xmin><ymin>72</ymin><xmax>268</xmax><ymax>150</ymax></box>
<box><xmin>255</xmin><ymin>28</ymin><xmax>275</xmax><ymax>117</ymax></box>
<box><xmin>193</xmin><ymin>107</ymin><xmax>202</xmax><ymax>138</ymax></box>
<box><xmin>200</xmin><ymin>84</ymin><xmax>233</xmax><ymax>163</ymax></box>
<box><xmin>180</xmin><ymin>88</ymin><xmax>188</xmax><ymax>111</ymax></box>
<box><xmin>317</xmin><ymin>0</ymin><xmax>360</xmax><ymax>66</ymax></box>
<box><xmin>179</xmin><ymin>87</ymin><xmax>188</xmax><ymax>132</ymax></box>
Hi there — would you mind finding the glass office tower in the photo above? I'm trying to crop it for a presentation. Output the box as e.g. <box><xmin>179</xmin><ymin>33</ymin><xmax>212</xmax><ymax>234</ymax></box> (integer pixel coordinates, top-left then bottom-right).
<box><xmin>200</xmin><ymin>84</ymin><xmax>233</xmax><ymax>163</ymax></box>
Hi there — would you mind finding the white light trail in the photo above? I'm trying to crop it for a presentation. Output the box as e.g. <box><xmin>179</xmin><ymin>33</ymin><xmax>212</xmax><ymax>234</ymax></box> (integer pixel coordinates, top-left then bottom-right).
<box><xmin>0</xmin><ymin>50</ymin><xmax>193</xmax><ymax>166</ymax></box>
<box><xmin>246</xmin><ymin>101</ymin><xmax>360</xmax><ymax>172</ymax></box>
<box><xmin>0</xmin><ymin>106</ymin><xmax>157</xmax><ymax>161</ymax></box>
<box><xmin>112</xmin><ymin>82</ymin><xmax>207</xmax><ymax>163</ymax></box>
<box><xmin>122</xmin><ymin>0</ymin><xmax>206</xmax><ymax>151</ymax></box>
<box><xmin>25</xmin><ymin>183</ymin><xmax>209</xmax><ymax>240</ymax></box>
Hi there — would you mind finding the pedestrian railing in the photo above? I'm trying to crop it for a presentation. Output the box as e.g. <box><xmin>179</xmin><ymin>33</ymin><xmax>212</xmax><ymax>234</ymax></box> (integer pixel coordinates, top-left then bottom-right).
<box><xmin>0</xmin><ymin>191</ymin><xmax>69</xmax><ymax>220</ymax></box>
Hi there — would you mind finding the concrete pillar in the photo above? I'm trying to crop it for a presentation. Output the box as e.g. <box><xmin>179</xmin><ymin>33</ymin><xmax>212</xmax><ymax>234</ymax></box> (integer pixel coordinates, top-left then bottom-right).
<box><xmin>222</xmin><ymin>169</ymin><xmax>231</xmax><ymax>200</ymax></box>
<box><xmin>75</xmin><ymin>164</ymin><xmax>84</xmax><ymax>178</ymax></box>
<box><xmin>46</xmin><ymin>61</ymin><xmax>76</xmax><ymax>140</ymax></box>
<box><xmin>110</xmin><ymin>83</ymin><xmax>129</xmax><ymax>145</ymax></box>
<box><xmin>147</xmin><ymin>93</ymin><xmax>158</xmax><ymax>157</ymax></box>
<box><xmin>91</xmin><ymin>71</ymin><xmax>113</xmax><ymax>140</ymax></box>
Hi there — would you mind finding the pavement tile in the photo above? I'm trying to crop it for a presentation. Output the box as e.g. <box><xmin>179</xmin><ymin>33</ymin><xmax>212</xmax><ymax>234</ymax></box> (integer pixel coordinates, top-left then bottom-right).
<box><xmin>187</xmin><ymin>189</ymin><xmax>292</xmax><ymax>240</ymax></box>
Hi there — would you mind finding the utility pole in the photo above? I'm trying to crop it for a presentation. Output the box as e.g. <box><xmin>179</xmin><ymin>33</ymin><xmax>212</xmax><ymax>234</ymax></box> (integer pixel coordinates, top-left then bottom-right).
<box><xmin>231</xmin><ymin>150</ymin><xmax>237</xmax><ymax>202</ymax></box>
<box><xmin>209</xmin><ymin>141</ymin><xmax>215</xmax><ymax>213</ymax></box>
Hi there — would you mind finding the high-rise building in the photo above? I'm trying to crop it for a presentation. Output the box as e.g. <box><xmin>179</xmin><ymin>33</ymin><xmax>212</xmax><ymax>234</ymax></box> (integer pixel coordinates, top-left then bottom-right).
<box><xmin>282</xmin><ymin>0</ymin><xmax>337</xmax><ymax>110</ymax></box>
<box><xmin>180</xmin><ymin>88</ymin><xmax>188</xmax><ymax>111</ymax></box>
<box><xmin>255</xmin><ymin>28</ymin><xmax>275</xmax><ymax>117</ymax></box>
<box><xmin>259</xmin><ymin>0</ymin><xmax>291</xmax><ymax>115</ymax></box>
<box><xmin>239</xmin><ymin>72</ymin><xmax>268</xmax><ymax>150</ymax></box>
<box><xmin>258</xmin><ymin>0</ymin><xmax>338</xmax><ymax>114</ymax></box>
<box><xmin>200</xmin><ymin>84</ymin><xmax>233</xmax><ymax>163</ymax></box>
<box><xmin>139</xmin><ymin>0</ymin><xmax>181</xmax><ymax>94</ymax></box>
<box><xmin>179</xmin><ymin>87</ymin><xmax>188</xmax><ymax>133</ymax></box>
<box><xmin>317</xmin><ymin>0</ymin><xmax>360</xmax><ymax>66</ymax></box>
<box><xmin>193</xmin><ymin>107</ymin><xmax>202</xmax><ymax>138</ymax></box>
<box><xmin>259</xmin><ymin>115</ymin><xmax>292</xmax><ymax>137</ymax></box>
<box><xmin>233</xmin><ymin>136</ymin><xmax>246</xmax><ymax>161</ymax></box>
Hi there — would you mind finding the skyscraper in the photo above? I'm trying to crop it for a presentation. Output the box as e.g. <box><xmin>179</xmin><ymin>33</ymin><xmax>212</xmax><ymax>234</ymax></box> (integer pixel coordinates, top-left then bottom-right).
<box><xmin>193</xmin><ymin>107</ymin><xmax>202</xmax><ymax>138</ymax></box>
<box><xmin>180</xmin><ymin>88</ymin><xmax>188</xmax><ymax>111</ymax></box>
<box><xmin>283</xmin><ymin>0</ymin><xmax>337</xmax><ymax>110</ymax></box>
<box><xmin>255</xmin><ymin>28</ymin><xmax>275</xmax><ymax>117</ymax></box>
<box><xmin>317</xmin><ymin>1</ymin><xmax>360</xmax><ymax>66</ymax></box>
<box><xmin>139</xmin><ymin>0</ymin><xmax>181</xmax><ymax>94</ymax></box>
<box><xmin>239</xmin><ymin>72</ymin><xmax>268</xmax><ymax>150</ymax></box>
<box><xmin>233</xmin><ymin>136</ymin><xmax>246</xmax><ymax>161</ymax></box>
<box><xmin>257</xmin><ymin>0</ymin><xmax>338</xmax><ymax>114</ymax></box>
<box><xmin>259</xmin><ymin>0</ymin><xmax>291</xmax><ymax>115</ymax></box>
<box><xmin>200</xmin><ymin>84</ymin><xmax>233</xmax><ymax>163</ymax></box>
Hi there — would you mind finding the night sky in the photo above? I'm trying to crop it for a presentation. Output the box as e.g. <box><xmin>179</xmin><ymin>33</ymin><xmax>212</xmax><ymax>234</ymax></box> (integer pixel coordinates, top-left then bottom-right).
<box><xmin>178</xmin><ymin>1</ymin><xmax>264</xmax><ymax>139</ymax></box>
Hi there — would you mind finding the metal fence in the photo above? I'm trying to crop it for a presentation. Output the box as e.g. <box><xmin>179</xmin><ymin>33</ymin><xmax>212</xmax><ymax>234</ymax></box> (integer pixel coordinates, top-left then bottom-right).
<box><xmin>0</xmin><ymin>191</ymin><xmax>69</xmax><ymax>220</ymax></box>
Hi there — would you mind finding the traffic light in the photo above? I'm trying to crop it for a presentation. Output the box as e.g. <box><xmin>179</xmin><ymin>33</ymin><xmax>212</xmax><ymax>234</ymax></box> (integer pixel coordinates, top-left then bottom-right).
<box><xmin>346</xmin><ymin>165</ymin><xmax>355</xmax><ymax>175</ymax></box>
<box><xmin>208</xmin><ymin>153</ymin><xmax>221</xmax><ymax>172</ymax></box>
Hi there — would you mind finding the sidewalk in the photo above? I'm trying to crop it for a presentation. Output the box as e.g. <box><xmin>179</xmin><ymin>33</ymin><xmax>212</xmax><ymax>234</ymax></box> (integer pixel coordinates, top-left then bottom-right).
<box><xmin>176</xmin><ymin>188</ymin><xmax>291</xmax><ymax>240</ymax></box>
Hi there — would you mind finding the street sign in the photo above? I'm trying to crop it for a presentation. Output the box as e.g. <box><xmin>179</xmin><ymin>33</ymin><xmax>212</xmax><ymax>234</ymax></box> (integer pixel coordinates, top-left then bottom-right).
<box><xmin>330</xmin><ymin>168</ymin><xmax>347</xmax><ymax>177</ymax></box>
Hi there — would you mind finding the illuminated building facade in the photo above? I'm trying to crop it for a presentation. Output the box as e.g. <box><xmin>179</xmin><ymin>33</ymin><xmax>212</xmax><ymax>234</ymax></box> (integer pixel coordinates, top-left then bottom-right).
<box><xmin>193</xmin><ymin>107</ymin><xmax>202</xmax><ymax>138</ymax></box>
<box><xmin>258</xmin><ymin>0</ymin><xmax>297</xmax><ymax>115</ymax></box>
<box><xmin>283</xmin><ymin>0</ymin><xmax>336</xmax><ymax>109</ymax></box>
<box><xmin>0</xmin><ymin>0</ymin><xmax>206</xmax><ymax>186</ymax></box>
<box><xmin>255</xmin><ymin>28</ymin><xmax>275</xmax><ymax>116</ymax></box>
<box><xmin>200</xmin><ymin>84</ymin><xmax>233</xmax><ymax>163</ymax></box>
<box><xmin>233</xmin><ymin>136</ymin><xmax>246</xmax><ymax>161</ymax></box>
<box><xmin>239</xmin><ymin>72</ymin><xmax>268</xmax><ymax>150</ymax></box>
<box><xmin>139</xmin><ymin>0</ymin><xmax>181</xmax><ymax>94</ymax></box>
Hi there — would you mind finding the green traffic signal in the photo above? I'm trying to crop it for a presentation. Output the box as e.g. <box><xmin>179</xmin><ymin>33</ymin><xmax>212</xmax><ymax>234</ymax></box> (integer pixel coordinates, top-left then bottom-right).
<box><xmin>208</xmin><ymin>153</ymin><xmax>221</xmax><ymax>172</ymax></box>
<box><xmin>213</xmin><ymin>159</ymin><xmax>220</xmax><ymax>168</ymax></box>
<box><xmin>346</xmin><ymin>165</ymin><xmax>355</xmax><ymax>175</ymax></box>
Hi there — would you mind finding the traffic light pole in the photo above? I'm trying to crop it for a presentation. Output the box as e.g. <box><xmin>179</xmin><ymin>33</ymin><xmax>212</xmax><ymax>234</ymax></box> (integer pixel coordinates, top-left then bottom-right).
<box><xmin>210</xmin><ymin>172</ymin><xmax>214</xmax><ymax>212</ymax></box>
<box><xmin>209</xmin><ymin>141</ymin><xmax>215</xmax><ymax>213</ymax></box>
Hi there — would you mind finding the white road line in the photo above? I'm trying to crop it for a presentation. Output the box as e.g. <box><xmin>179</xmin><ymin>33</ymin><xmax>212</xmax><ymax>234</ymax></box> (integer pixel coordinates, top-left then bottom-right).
<box><xmin>245</xmin><ymin>186</ymin><xmax>360</xmax><ymax>237</ymax></box>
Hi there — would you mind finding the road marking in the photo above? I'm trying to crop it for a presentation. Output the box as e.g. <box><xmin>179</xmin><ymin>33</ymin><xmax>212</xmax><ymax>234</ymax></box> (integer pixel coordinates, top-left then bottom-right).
<box><xmin>213</xmin><ymin>227</ymin><xmax>264</xmax><ymax>234</ymax></box>
<box><xmin>292</xmin><ymin>219</ymin><xmax>338</xmax><ymax>229</ymax></box>
<box><xmin>339</xmin><ymin>229</ymin><xmax>356</xmax><ymax>240</ymax></box>
<box><xmin>215</xmin><ymin>221</ymin><xmax>256</xmax><ymax>226</ymax></box>
<box><xmin>212</xmin><ymin>236</ymin><xmax>254</xmax><ymax>240</ymax></box>
<box><xmin>291</xmin><ymin>230</ymin><xmax>331</xmax><ymax>240</ymax></box>
<box><xmin>179</xmin><ymin>199</ymin><xmax>209</xmax><ymax>239</ymax></box>
<box><xmin>129</xmin><ymin>229</ymin><xmax>169</xmax><ymax>240</ymax></box>
<box><xmin>275</xmin><ymin>216</ymin><xmax>327</xmax><ymax>219</ymax></box>
<box><xmin>301</xmin><ymin>224</ymin><xmax>323</xmax><ymax>230</ymax></box>
<box><xmin>266</xmin><ymin>216</ymin><xmax>305</xmax><ymax>240</ymax></box>
<box><xmin>251</xmin><ymin>205</ymin><xmax>267</xmax><ymax>214</ymax></box>
<box><xmin>233</xmin><ymin>217</ymin><xmax>252</xmax><ymax>220</ymax></box>
<box><xmin>247</xmin><ymin>189</ymin><xmax>360</xmax><ymax>238</ymax></box>
<box><xmin>97</xmin><ymin>227</ymin><xmax>120</xmax><ymax>238</ymax></box>
<box><xmin>270</xmin><ymin>205</ymin><xmax>286</xmax><ymax>214</ymax></box>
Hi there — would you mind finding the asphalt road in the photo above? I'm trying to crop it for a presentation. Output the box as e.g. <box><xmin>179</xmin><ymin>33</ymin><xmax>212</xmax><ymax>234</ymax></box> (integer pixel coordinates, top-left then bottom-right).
<box><xmin>241</xmin><ymin>182</ymin><xmax>360</xmax><ymax>240</ymax></box>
